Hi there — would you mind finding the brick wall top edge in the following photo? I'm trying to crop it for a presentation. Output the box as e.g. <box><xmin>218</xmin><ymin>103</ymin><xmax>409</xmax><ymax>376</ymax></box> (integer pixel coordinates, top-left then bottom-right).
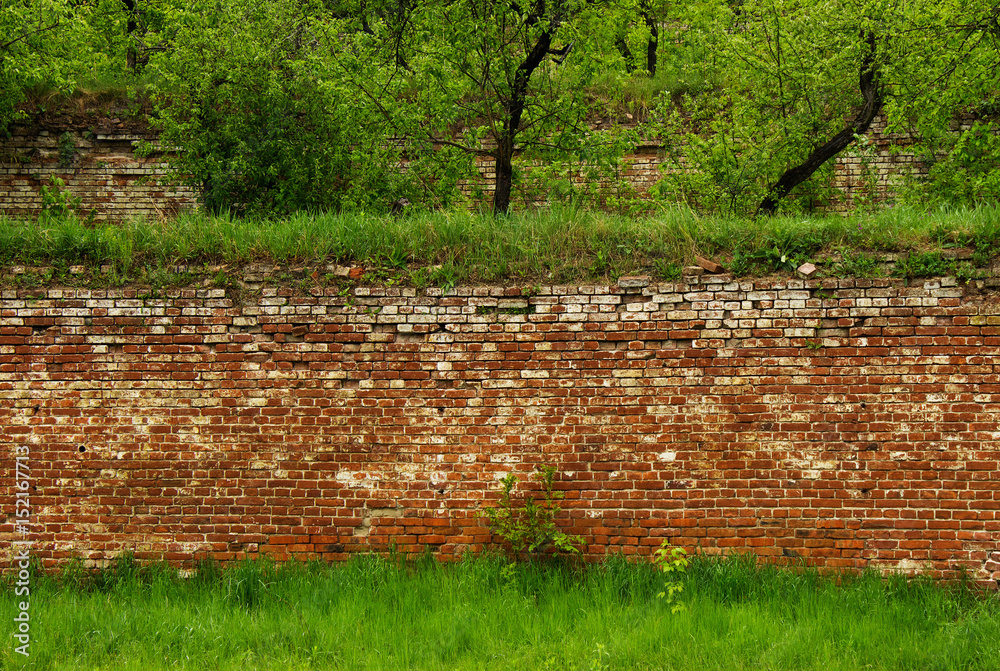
<box><xmin>2</xmin><ymin>269</ymin><xmax>998</xmax><ymax>303</ymax></box>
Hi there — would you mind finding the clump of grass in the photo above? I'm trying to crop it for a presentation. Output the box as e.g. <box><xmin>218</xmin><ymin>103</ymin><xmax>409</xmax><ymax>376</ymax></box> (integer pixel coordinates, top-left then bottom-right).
<box><xmin>2</xmin><ymin>553</ymin><xmax>997</xmax><ymax>671</ymax></box>
<box><xmin>1</xmin><ymin>204</ymin><xmax>998</xmax><ymax>286</ymax></box>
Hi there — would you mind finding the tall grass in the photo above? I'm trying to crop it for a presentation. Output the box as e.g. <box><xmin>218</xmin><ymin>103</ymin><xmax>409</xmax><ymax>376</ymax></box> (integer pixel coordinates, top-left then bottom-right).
<box><xmin>1</xmin><ymin>553</ymin><xmax>997</xmax><ymax>670</ymax></box>
<box><xmin>1</xmin><ymin>204</ymin><xmax>998</xmax><ymax>285</ymax></box>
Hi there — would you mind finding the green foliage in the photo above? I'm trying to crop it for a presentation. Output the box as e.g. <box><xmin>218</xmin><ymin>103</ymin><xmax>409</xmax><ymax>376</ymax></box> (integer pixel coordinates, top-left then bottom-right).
<box><xmin>481</xmin><ymin>465</ymin><xmax>585</xmax><ymax>560</ymax></box>
<box><xmin>518</xmin><ymin>126</ymin><xmax>644</xmax><ymax>212</ymax></box>
<box><xmin>730</xmin><ymin>229</ymin><xmax>822</xmax><ymax>276</ymax></box>
<box><xmin>647</xmin><ymin>0</ymin><xmax>1000</xmax><ymax>216</ymax></box>
<box><xmin>7</xmin><ymin>0</ymin><xmax>1000</xmax><ymax>221</ymax></box>
<box><xmin>58</xmin><ymin>131</ymin><xmax>76</xmax><ymax>168</ymax></box>
<box><xmin>650</xmin><ymin>0</ymin><xmax>889</xmax><ymax>215</ymax></box>
<box><xmin>905</xmin><ymin>122</ymin><xmax>1000</xmax><ymax>207</ymax></box>
<box><xmin>0</xmin><ymin>1</ymin><xmax>88</xmax><ymax>132</ymax></box>
<box><xmin>885</xmin><ymin>3</ymin><xmax>1000</xmax><ymax>207</ymax></box>
<box><xmin>652</xmin><ymin>540</ymin><xmax>689</xmax><ymax>613</ymax></box>
<box><xmin>39</xmin><ymin>177</ymin><xmax>81</xmax><ymax>220</ymax></box>
<box><xmin>892</xmin><ymin>251</ymin><xmax>981</xmax><ymax>282</ymax></box>
<box><xmin>148</xmin><ymin>0</ymin><xmax>410</xmax><ymax>215</ymax></box>
<box><xmin>341</xmin><ymin>0</ymin><xmax>644</xmax><ymax>214</ymax></box>
<box><xmin>834</xmin><ymin>249</ymin><xmax>882</xmax><ymax>278</ymax></box>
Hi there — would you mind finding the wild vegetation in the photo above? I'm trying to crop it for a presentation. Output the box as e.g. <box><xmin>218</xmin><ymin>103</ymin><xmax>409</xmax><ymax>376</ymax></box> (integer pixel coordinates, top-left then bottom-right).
<box><xmin>2</xmin><ymin>205</ymin><xmax>997</xmax><ymax>287</ymax></box>
<box><xmin>1</xmin><ymin>552</ymin><xmax>998</xmax><ymax>670</ymax></box>
<box><xmin>4</xmin><ymin>1</ymin><xmax>1000</xmax><ymax>218</ymax></box>
<box><xmin>3</xmin><ymin>8</ymin><xmax>1000</xmax><ymax>666</ymax></box>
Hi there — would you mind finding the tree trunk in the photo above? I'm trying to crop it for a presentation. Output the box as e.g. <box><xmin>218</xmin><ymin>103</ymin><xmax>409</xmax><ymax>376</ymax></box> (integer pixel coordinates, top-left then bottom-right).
<box><xmin>756</xmin><ymin>31</ymin><xmax>884</xmax><ymax>216</ymax></box>
<box><xmin>492</xmin><ymin>29</ymin><xmax>552</xmax><ymax>215</ymax></box>
<box><xmin>616</xmin><ymin>38</ymin><xmax>636</xmax><ymax>73</ymax></box>
<box><xmin>493</xmin><ymin>143</ymin><xmax>515</xmax><ymax>216</ymax></box>
<box><xmin>644</xmin><ymin>11</ymin><xmax>658</xmax><ymax>75</ymax></box>
<box><xmin>123</xmin><ymin>0</ymin><xmax>138</xmax><ymax>72</ymax></box>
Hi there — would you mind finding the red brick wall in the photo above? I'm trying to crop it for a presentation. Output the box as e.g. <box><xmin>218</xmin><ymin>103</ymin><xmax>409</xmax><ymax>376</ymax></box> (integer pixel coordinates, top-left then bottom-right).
<box><xmin>1</xmin><ymin>269</ymin><xmax>998</xmax><ymax>585</ymax></box>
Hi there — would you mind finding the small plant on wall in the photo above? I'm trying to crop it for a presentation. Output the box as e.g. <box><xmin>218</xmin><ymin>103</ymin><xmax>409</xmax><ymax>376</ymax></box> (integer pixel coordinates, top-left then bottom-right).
<box><xmin>481</xmin><ymin>465</ymin><xmax>585</xmax><ymax>561</ymax></box>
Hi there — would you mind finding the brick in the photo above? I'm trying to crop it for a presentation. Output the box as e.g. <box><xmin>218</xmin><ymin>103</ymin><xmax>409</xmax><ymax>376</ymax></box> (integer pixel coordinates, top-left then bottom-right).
<box><xmin>0</xmin><ymin>266</ymin><xmax>997</xmax><ymax>585</ymax></box>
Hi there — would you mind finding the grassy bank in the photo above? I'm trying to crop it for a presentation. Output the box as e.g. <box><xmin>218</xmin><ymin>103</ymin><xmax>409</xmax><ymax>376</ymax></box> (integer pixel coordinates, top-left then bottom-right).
<box><xmin>1</xmin><ymin>554</ymin><xmax>998</xmax><ymax>670</ymax></box>
<box><xmin>2</xmin><ymin>205</ymin><xmax>999</xmax><ymax>288</ymax></box>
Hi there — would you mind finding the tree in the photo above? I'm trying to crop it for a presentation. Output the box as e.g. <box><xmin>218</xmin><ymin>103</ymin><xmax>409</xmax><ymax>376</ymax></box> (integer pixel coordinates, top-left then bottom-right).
<box><xmin>147</xmin><ymin>0</ymin><xmax>406</xmax><ymax>214</ymax></box>
<box><xmin>883</xmin><ymin>1</ymin><xmax>1000</xmax><ymax>206</ymax></box>
<box><xmin>338</xmin><ymin>0</ymin><xmax>639</xmax><ymax>215</ymax></box>
<box><xmin>616</xmin><ymin>0</ymin><xmax>665</xmax><ymax>75</ymax></box>
<box><xmin>655</xmin><ymin>0</ymin><xmax>1000</xmax><ymax>215</ymax></box>
<box><xmin>756</xmin><ymin>29</ymin><xmax>884</xmax><ymax>215</ymax></box>
<box><xmin>0</xmin><ymin>0</ymin><xmax>92</xmax><ymax>133</ymax></box>
<box><xmin>654</xmin><ymin>0</ymin><xmax>901</xmax><ymax>215</ymax></box>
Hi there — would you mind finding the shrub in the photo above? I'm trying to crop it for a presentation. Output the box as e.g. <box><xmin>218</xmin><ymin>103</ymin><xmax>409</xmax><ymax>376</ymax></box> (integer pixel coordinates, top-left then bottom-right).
<box><xmin>150</xmin><ymin>0</ymin><xmax>404</xmax><ymax>215</ymax></box>
<box><xmin>481</xmin><ymin>465</ymin><xmax>585</xmax><ymax>561</ymax></box>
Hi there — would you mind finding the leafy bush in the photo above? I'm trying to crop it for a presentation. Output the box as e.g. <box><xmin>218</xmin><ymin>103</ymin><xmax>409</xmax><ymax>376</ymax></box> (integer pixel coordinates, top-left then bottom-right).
<box><xmin>39</xmin><ymin>177</ymin><xmax>87</xmax><ymax>222</ymax></box>
<box><xmin>904</xmin><ymin>121</ymin><xmax>1000</xmax><ymax>208</ymax></box>
<box><xmin>481</xmin><ymin>465</ymin><xmax>585</xmax><ymax>561</ymax></box>
<box><xmin>149</xmin><ymin>0</ymin><xmax>410</xmax><ymax>215</ymax></box>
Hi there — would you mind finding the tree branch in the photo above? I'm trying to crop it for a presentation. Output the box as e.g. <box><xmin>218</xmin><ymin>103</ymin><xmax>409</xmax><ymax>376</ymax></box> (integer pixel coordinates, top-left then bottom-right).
<box><xmin>757</xmin><ymin>30</ymin><xmax>885</xmax><ymax>215</ymax></box>
<box><xmin>0</xmin><ymin>20</ymin><xmax>62</xmax><ymax>52</ymax></box>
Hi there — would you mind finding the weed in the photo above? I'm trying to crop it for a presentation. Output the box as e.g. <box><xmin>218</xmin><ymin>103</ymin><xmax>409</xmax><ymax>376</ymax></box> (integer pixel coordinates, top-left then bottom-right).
<box><xmin>892</xmin><ymin>251</ymin><xmax>960</xmax><ymax>280</ymax></box>
<box><xmin>431</xmin><ymin>264</ymin><xmax>459</xmax><ymax>294</ymax></box>
<box><xmin>834</xmin><ymin>249</ymin><xmax>882</xmax><ymax>277</ymax></box>
<box><xmin>58</xmin><ymin>132</ymin><xmax>76</xmax><ymax>168</ymax></box>
<box><xmin>480</xmin><ymin>465</ymin><xmax>585</xmax><ymax>561</ymax></box>
<box><xmin>654</xmin><ymin>258</ymin><xmax>683</xmax><ymax>280</ymax></box>
<box><xmin>955</xmin><ymin>261</ymin><xmax>983</xmax><ymax>284</ymax></box>
<box><xmin>409</xmin><ymin>267</ymin><xmax>431</xmax><ymax>290</ymax></box>
<box><xmin>590</xmin><ymin>247</ymin><xmax>610</xmax><ymax>277</ymax></box>
<box><xmin>972</xmin><ymin>246</ymin><xmax>993</xmax><ymax>267</ymax></box>
<box><xmin>652</xmin><ymin>540</ymin><xmax>689</xmax><ymax>613</ymax></box>
<box><xmin>730</xmin><ymin>229</ymin><xmax>821</xmax><ymax>276</ymax></box>
<box><xmin>39</xmin><ymin>177</ymin><xmax>91</xmax><ymax>223</ymax></box>
<box><xmin>386</xmin><ymin>244</ymin><xmax>409</xmax><ymax>269</ymax></box>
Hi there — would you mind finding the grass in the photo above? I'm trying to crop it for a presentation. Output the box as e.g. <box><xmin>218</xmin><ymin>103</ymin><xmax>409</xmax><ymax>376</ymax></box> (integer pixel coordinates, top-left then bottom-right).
<box><xmin>1</xmin><ymin>204</ymin><xmax>999</xmax><ymax>288</ymax></box>
<box><xmin>1</xmin><ymin>553</ymin><xmax>997</xmax><ymax>670</ymax></box>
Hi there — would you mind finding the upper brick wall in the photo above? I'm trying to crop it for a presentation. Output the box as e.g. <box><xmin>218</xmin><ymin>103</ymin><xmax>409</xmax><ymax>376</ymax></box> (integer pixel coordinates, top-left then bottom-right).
<box><xmin>0</xmin><ymin>127</ymin><xmax>197</xmax><ymax>220</ymax></box>
<box><xmin>1</xmin><ymin>115</ymin><xmax>928</xmax><ymax>219</ymax></box>
<box><xmin>1</xmin><ymin>269</ymin><xmax>997</xmax><ymax>585</ymax></box>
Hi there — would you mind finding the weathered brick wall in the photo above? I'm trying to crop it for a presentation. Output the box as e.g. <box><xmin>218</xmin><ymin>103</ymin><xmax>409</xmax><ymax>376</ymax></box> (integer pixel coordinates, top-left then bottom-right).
<box><xmin>1</xmin><ymin>116</ymin><xmax>925</xmax><ymax>219</ymax></box>
<box><xmin>1</xmin><ymin>269</ymin><xmax>998</xmax><ymax>585</ymax></box>
<box><xmin>0</xmin><ymin>127</ymin><xmax>197</xmax><ymax>220</ymax></box>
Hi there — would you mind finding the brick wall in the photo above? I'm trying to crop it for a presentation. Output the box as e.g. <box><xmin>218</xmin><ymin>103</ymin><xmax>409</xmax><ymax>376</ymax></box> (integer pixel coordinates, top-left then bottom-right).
<box><xmin>1</xmin><ymin>268</ymin><xmax>998</xmax><ymax>585</ymax></box>
<box><xmin>0</xmin><ymin>127</ymin><xmax>197</xmax><ymax>220</ymax></box>
<box><xmin>1</xmin><ymin>116</ymin><xmax>925</xmax><ymax>219</ymax></box>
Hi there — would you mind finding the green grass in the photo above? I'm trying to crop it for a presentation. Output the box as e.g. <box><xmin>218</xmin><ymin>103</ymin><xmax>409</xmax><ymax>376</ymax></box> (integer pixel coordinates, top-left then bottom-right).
<box><xmin>1</xmin><ymin>553</ymin><xmax>997</xmax><ymax>670</ymax></box>
<box><xmin>2</xmin><ymin>204</ymin><xmax>999</xmax><ymax>287</ymax></box>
